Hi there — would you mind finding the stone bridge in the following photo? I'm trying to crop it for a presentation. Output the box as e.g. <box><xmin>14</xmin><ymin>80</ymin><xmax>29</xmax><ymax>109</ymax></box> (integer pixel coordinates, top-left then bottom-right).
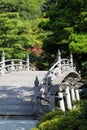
<box><xmin>40</xmin><ymin>50</ymin><xmax>82</xmax><ymax>111</ymax></box>
<box><xmin>0</xmin><ymin>50</ymin><xmax>82</xmax><ymax>116</ymax></box>
<box><xmin>0</xmin><ymin>51</ymin><xmax>38</xmax><ymax>75</ymax></box>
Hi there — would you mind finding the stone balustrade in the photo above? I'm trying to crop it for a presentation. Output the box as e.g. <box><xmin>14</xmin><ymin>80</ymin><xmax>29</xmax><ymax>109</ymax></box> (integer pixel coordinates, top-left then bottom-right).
<box><xmin>0</xmin><ymin>51</ymin><xmax>38</xmax><ymax>74</ymax></box>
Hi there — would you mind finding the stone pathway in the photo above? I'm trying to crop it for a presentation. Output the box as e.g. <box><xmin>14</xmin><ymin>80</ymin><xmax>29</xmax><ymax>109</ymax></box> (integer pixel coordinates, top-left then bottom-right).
<box><xmin>0</xmin><ymin>71</ymin><xmax>47</xmax><ymax>115</ymax></box>
<box><xmin>0</xmin><ymin>119</ymin><xmax>37</xmax><ymax>130</ymax></box>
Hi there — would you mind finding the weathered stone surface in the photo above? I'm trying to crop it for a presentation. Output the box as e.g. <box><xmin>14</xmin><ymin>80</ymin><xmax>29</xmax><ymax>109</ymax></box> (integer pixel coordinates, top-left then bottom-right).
<box><xmin>0</xmin><ymin>71</ymin><xmax>47</xmax><ymax>115</ymax></box>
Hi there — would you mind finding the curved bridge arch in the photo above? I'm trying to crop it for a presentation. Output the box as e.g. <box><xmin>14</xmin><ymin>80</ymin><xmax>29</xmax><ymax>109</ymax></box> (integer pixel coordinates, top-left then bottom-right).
<box><xmin>46</xmin><ymin>58</ymin><xmax>80</xmax><ymax>79</ymax></box>
<box><xmin>41</xmin><ymin>56</ymin><xmax>82</xmax><ymax>111</ymax></box>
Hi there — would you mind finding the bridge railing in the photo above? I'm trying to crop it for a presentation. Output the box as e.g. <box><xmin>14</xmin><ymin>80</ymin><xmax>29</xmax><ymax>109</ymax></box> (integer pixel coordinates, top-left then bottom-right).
<box><xmin>41</xmin><ymin>58</ymin><xmax>79</xmax><ymax>99</ymax></box>
<box><xmin>46</xmin><ymin>59</ymin><xmax>76</xmax><ymax>78</ymax></box>
<box><xmin>41</xmin><ymin>59</ymin><xmax>76</xmax><ymax>96</ymax></box>
<box><xmin>0</xmin><ymin>59</ymin><xmax>38</xmax><ymax>74</ymax></box>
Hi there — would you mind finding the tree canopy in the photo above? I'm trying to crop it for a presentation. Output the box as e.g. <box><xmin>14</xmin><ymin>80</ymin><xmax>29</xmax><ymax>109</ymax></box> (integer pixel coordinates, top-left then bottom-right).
<box><xmin>0</xmin><ymin>0</ymin><xmax>87</xmax><ymax>73</ymax></box>
<box><xmin>0</xmin><ymin>0</ymin><xmax>45</xmax><ymax>59</ymax></box>
<box><xmin>0</xmin><ymin>12</ymin><xmax>34</xmax><ymax>58</ymax></box>
<box><xmin>40</xmin><ymin>0</ymin><xmax>87</xmax><ymax>72</ymax></box>
<box><xmin>0</xmin><ymin>0</ymin><xmax>43</xmax><ymax>20</ymax></box>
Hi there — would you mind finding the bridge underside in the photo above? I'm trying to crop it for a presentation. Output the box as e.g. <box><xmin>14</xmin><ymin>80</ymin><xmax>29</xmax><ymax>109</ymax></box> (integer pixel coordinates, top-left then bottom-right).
<box><xmin>41</xmin><ymin>71</ymin><xmax>82</xmax><ymax>111</ymax></box>
<box><xmin>54</xmin><ymin>74</ymin><xmax>81</xmax><ymax>111</ymax></box>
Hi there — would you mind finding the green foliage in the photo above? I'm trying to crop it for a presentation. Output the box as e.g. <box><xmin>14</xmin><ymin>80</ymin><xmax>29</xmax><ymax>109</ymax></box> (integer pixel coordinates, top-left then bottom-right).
<box><xmin>0</xmin><ymin>0</ymin><xmax>45</xmax><ymax>62</ymax></box>
<box><xmin>39</xmin><ymin>118</ymin><xmax>59</xmax><ymax>130</ymax></box>
<box><xmin>32</xmin><ymin>128</ymin><xmax>39</xmax><ymax>130</ymax></box>
<box><xmin>81</xmin><ymin>87</ymin><xmax>87</xmax><ymax>99</ymax></box>
<box><xmin>35</xmin><ymin>52</ymin><xmax>55</xmax><ymax>70</ymax></box>
<box><xmin>0</xmin><ymin>0</ymin><xmax>43</xmax><ymax>20</ymax></box>
<box><xmin>39</xmin><ymin>110</ymin><xmax>64</xmax><ymax>123</ymax></box>
<box><xmin>35</xmin><ymin>116</ymin><xmax>87</xmax><ymax>130</ymax></box>
<box><xmin>0</xmin><ymin>12</ymin><xmax>34</xmax><ymax>59</ymax></box>
<box><xmin>0</xmin><ymin>0</ymin><xmax>87</xmax><ymax>71</ymax></box>
<box><xmin>33</xmin><ymin>100</ymin><xmax>87</xmax><ymax>130</ymax></box>
<box><xmin>69</xmin><ymin>34</ymin><xmax>87</xmax><ymax>54</ymax></box>
<box><xmin>40</xmin><ymin>0</ymin><xmax>87</xmax><ymax>72</ymax></box>
<box><xmin>82</xmin><ymin>61</ymin><xmax>87</xmax><ymax>78</ymax></box>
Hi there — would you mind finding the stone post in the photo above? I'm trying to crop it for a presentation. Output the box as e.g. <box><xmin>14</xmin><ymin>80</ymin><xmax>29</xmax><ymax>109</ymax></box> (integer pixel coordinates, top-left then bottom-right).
<box><xmin>58</xmin><ymin>92</ymin><xmax>65</xmax><ymax>111</ymax></box>
<box><xmin>44</xmin><ymin>78</ymin><xmax>49</xmax><ymax>98</ymax></box>
<box><xmin>33</xmin><ymin>76</ymin><xmax>39</xmax><ymax>103</ymax></box>
<box><xmin>19</xmin><ymin>60</ymin><xmax>22</xmax><ymax>70</ymax></box>
<box><xmin>50</xmin><ymin>88</ymin><xmax>55</xmax><ymax>111</ymax></box>
<box><xmin>1</xmin><ymin>50</ymin><xmax>5</xmax><ymax>74</ymax></box>
<box><xmin>50</xmin><ymin>95</ymin><xmax>55</xmax><ymax>111</ymax></box>
<box><xmin>75</xmin><ymin>89</ymin><xmax>80</xmax><ymax>100</ymax></box>
<box><xmin>65</xmin><ymin>86</ymin><xmax>72</xmax><ymax>110</ymax></box>
<box><xmin>11</xmin><ymin>60</ymin><xmax>15</xmax><ymax>70</ymax></box>
<box><xmin>57</xmin><ymin>50</ymin><xmax>61</xmax><ymax>74</ymax></box>
<box><xmin>70</xmin><ymin>53</ymin><xmax>73</xmax><ymax>69</ymax></box>
<box><xmin>33</xmin><ymin>76</ymin><xmax>40</xmax><ymax>112</ymax></box>
<box><xmin>57</xmin><ymin>49</ymin><xmax>61</xmax><ymax>61</ymax></box>
<box><xmin>71</xmin><ymin>87</ymin><xmax>76</xmax><ymax>101</ymax></box>
<box><xmin>26</xmin><ymin>54</ymin><xmax>29</xmax><ymax>70</ymax></box>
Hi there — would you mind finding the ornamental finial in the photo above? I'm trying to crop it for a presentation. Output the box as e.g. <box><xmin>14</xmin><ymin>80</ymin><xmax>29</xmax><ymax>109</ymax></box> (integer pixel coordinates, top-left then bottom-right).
<box><xmin>70</xmin><ymin>53</ymin><xmax>73</xmax><ymax>66</ymax></box>
<box><xmin>57</xmin><ymin>49</ymin><xmax>61</xmax><ymax>61</ymax></box>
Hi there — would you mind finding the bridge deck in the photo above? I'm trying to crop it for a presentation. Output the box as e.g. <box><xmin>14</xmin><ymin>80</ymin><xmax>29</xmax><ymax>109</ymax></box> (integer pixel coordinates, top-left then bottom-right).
<box><xmin>0</xmin><ymin>71</ymin><xmax>47</xmax><ymax>115</ymax></box>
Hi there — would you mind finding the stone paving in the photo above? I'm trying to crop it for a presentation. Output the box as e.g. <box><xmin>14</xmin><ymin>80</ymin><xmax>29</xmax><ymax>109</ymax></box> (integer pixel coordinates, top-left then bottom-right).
<box><xmin>0</xmin><ymin>71</ymin><xmax>47</xmax><ymax>115</ymax></box>
<box><xmin>0</xmin><ymin>119</ymin><xmax>37</xmax><ymax>130</ymax></box>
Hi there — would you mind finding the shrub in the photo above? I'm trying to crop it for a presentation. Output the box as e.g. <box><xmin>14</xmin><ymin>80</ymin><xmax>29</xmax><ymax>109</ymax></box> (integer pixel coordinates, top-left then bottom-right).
<box><xmin>39</xmin><ymin>110</ymin><xmax>64</xmax><ymax>123</ymax></box>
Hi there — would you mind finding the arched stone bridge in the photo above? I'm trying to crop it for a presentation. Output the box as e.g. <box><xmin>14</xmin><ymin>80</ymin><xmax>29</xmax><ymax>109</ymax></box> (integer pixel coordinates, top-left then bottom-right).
<box><xmin>0</xmin><ymin>50</ymin><xmax>82</xmax><ymax>115</ymax></box>
<box><xmin>40</xmin><ymin>50</ymin><xmax>82</xmax><ymax>111</ymax></box>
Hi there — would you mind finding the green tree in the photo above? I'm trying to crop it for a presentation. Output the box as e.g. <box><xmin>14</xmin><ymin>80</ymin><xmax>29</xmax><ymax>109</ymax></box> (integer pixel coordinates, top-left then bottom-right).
<box><xmin>40</xmin><ymin>0</ymin><xmax>87</xmax><ymax>72</ymax></box>
<box><xmin>0</xmin><ymin>0</ymin><xmax>44</xmax><ymax>20</ymax></box>
<box><xmin>0</xmin><ymin>12</ymin><xmax>34</xmax><ymax>59</ymax></box>
<box><xmin>0</xmin><ymin>0</ymin><xmax>46</xmax><ymax>62</ymax></box>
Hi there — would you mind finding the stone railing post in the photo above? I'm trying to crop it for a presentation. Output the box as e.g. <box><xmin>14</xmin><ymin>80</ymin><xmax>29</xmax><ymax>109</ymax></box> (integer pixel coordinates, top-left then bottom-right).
<box><xmin>1</xmin><ymin>50</ymin><xmax>5</xmax><ymax>74</ymax></box>
<box><xmin>19</xmin><ymin>60</ymin><xmax>22</xmax><ymax>70</ymax></box>
<box><xmin>70</xmin><ymin>53</ymin><xmax>73</xmax><ymax>70</ymax></box>
<box><xmin>11</xmin><ymin>60</ymin><xmax>15</xmax><ymax>70</ymax></box>
<box><xmin>57</xmin><ymin>50</ymin><xmax>61</xmax><ymax>74</ymax></box>
<box><xmin>33</xmin><ymin>76</ymin><xmax>40</xmax><ymax>104</ymax></box>
<box><xmin>44</xmin><ymin>78</ymin><xmax>49</xmax><ymax>98</ymax></box>
<box><xmin>50</xmin><ymin>88</ymin><xmax>55</xmax><ymax>111</ymax></box>
<box><xmin>50</xmin><ymin>95</ymin><xmax>55</xmax><ymax>111</ymax></box>
<box><xmin>57</xmin><ymin>49</ymin><xmax>61</xmax><ymax>61</ymax></box>
<box><xmin>26</xmin><ymin>54</ymin><xmax>29</xmax><ymax>70</ymax></box>
<box><xmin>58</xmin><ymin>92</ymin><xmax>65</xmax><ymax>111</ymax></box>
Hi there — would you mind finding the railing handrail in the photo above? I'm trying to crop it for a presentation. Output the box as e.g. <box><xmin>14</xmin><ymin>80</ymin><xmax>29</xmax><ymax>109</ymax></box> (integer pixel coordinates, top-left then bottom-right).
<box><xmin>49</xmin><ymin>59</ymin><xmax>71</xmax><ymax>71</ymax></box>
<box><xmin>46</xmin><ymin>64</ymin><xmax>74</xmax><ymax>79</ymax></box>
<box><xmin>46</xmin><ymin>58</ymin><xmax>74</xmax><ymax>77</ymax></box>
<box><xmin>2</xmin><ymin>59</ymin><xmax>28</xmax><ymax>63</ymax></box>
<box><xmin>0</xmin><ymin>58</ymin><xmax>38</xmax><ymax>73</ymax></box>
